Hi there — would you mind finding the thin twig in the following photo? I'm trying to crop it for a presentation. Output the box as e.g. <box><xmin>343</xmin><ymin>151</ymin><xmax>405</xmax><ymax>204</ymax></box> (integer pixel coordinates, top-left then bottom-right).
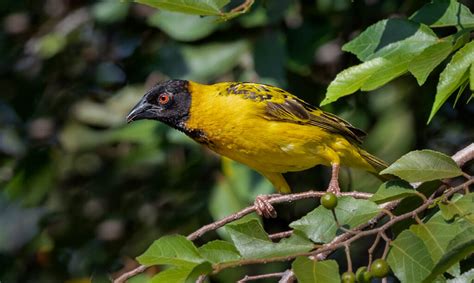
<box><xmin>367</xmin><ymin>233</ymin><xmax>381</xmax><ymax>269</ymax></box>
<box><xmin>279</xmin><ymin>269</ymin><xmax>295</xmax><ymax>283</ymax></box>
<box><xmin>187</xmin><ymin>191</ymin><xmax>372</xmax><ymax>241</ymax></box>
<box><xmin>196</xmin><ymin>274</ymin><xmax>207</xmax><ymax>283</ymax></box>
<box><xmin>345</xmin><ymin>245</ymin><xmax>353</xmax><ymax>272</ymax></box>
<box><xmin>452</xmin><ymin>143</ymin><xmax>474</xmax><ymax>167</ymax></box>
<box><xmin>269</xmin><ymin>230</ymin><xmax>293</xmax><ymax>240</ymax></box>
<box><xmin>381</xmin><ymin>208</ymin><xmax>396</xmax><ymax>219</ymax></box>
<box><xmin>230</xmin><ymin>0</ymin><xmax>255</xmax><ymax>14</ymax></box>
<box><xmin>312</xmin><ymin>200</ymin><xmax>399</xmax><ymax>261</ymax></box>
<box><xmin>237</xmin><ymin>271</ymin><xmax>286</xmax><ymax>283</ymax></box>
<box><xmin>113</xmin><ymin>265</ymin><xmax>147</xmax><ymax>283</ymax></box>
<box><xmin>381</xmin><ymin>232</ymin><xmax>391</xmax><ymax>259</ymax></box>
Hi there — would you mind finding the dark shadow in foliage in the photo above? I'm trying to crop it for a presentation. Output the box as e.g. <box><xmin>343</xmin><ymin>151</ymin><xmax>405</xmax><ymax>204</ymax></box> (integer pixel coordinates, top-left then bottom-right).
<box><xmin>410</xmin><ymin>0</ymin><xmax>450</xmax><ymax>26</ymax></box>
<box><xmin>156</xmin><ymin>43</ymin><xmax>189</xmax><ymax>79</ymax></box>
<box><xmin>375</xmin><ymin>19</ymin><xmax>419</xmax><ymax>53</ymax></box>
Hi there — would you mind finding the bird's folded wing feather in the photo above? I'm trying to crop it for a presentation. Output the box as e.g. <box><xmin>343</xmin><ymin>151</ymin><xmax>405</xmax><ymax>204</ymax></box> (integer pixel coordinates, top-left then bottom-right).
<box><xmin>222</xmin><ymin>82</ymin><xmax>366</xmax><ymax>144</ymax></box>
<box><xmin>264</xmin><ymin>97</ymin><xmax>366</xmax><ymax>144</ymax></box>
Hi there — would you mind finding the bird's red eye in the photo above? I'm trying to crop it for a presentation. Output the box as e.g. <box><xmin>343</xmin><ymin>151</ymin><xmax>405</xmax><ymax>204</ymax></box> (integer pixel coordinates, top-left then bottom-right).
<box><xmin>158</xmin><ymin>93</ymin><xmax>172</xmax><ymax>105</ymax></box>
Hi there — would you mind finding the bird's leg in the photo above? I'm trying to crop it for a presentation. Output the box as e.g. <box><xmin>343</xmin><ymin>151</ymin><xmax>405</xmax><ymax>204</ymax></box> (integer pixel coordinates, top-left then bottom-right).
<box><xmin>254</xmin><ymin>194</ymin><xmax>280</xmax><ymax>218</ymax></box>
<box><xmin>327</xmin><ymin>163</ymin><xmax>341</xmax><ymax>195</ymax></box>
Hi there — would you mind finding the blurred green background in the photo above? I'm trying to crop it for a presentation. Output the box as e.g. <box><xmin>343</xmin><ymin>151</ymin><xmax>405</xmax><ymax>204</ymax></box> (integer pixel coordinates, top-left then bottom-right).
<box><xmin>1</xmin><ymin>0</ymin><xmax>473</xmax><ymax>282</ymax></box>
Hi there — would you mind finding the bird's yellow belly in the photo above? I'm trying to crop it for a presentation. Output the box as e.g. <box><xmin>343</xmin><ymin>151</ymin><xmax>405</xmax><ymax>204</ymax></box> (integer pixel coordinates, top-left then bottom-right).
<box><xmin>206</xmin><ymin>120</ymin><xmax>336</xmax><ymax>173</ymax></box>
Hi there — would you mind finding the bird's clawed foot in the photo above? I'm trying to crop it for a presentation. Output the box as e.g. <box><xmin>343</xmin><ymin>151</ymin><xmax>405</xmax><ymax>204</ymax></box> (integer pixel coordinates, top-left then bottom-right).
<box><xmin>254</xmin><ymin>195</ymin><xmax>278</xmax><ymax>218</ymax></box>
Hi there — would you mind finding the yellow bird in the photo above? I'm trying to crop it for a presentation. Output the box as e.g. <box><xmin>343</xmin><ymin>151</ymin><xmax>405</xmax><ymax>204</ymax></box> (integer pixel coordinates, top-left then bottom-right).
<box><xmin>127</xmin><ymin>80</ymin><xmax>387</xmax><ymax>217</ymax></box>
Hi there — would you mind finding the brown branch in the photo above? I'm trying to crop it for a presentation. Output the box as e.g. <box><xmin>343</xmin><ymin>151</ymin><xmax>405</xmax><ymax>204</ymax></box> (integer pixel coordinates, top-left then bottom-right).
<box><xmin>345</xmin><ymin>245</ymin><xmax>353</xmax><ymax>272</ymax></box>
<box><xmin>269</xmin><ymin>230</ymin><xmax>293</xmax><ymax>240</ymax></box>
<box><xmin>367</xmin><ymin>233</ymin><xmax>381</xmax><ymax>269</ymax></box>
<box><xmin>237</xmin><ymin>271</ymin><xmax>288</xmax><ymax>283</ymax></box>
<box><xmin>229</xmin><ymin>0</ymin><xmax>255</xmax><ymax>14</ymax></box>
<box><xmin>280</xmin><ymin>269</ymin><xmax>296</xmax><ymax>283</ymax></box>
<box><xmin>381</xmin><ymin>232</ymin><xmax>391</xmax><ymax>259</ymax></box>
<box><xmin>113</xmin><ymin>265</ymin><xmax>147</xmax><ymax>283</ymax></box>
<box><xmin>187</xmin><ymin>191</ymin><xmax>372</xmax><ymax>241</ymax></box>
<box><xmin>313</xmin><ymin>200</ymin><xmax>400</xmax><ymax>261</ymax></box>
<box><xmin>112</xmin><ymin>191</ymin><xmax>371</xmax><ymax>283</ymax></box>
<box><xmin>210</xmin><ymin>178</ymin><xmax>473</xmax><ymax>272</ymax></box>
<box><xmin>113</xmin><ymin>145</ymin><xmax>474</xmax><ymax>283</ymax></box>
<box><xmin>195</xmin><ymin>274</ymin><xmax>207</xmax><ymax>283</ymax></box>
<box><xmin>452</xmin><ymin>143</ymin><xmax>474</xmax><ymax>167</ymax></box>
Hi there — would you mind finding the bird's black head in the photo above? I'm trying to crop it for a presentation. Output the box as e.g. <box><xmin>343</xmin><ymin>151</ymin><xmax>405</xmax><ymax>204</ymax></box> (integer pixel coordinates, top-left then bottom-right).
<box><xmin>126</xmin><ymin>79</ymin><xmax>191</xmax><ymax>129</ymax></box>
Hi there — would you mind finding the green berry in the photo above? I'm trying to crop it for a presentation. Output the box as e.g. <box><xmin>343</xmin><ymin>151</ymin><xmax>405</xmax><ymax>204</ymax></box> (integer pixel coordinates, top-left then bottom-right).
<box><xmin>321</xmin><ymin>192</ymin><xmax>338</xmax><ymax>209</ymax></box>
<box><xmin>355</xmin><ymin>266</ymin><xmax>372</xmax><ymax>283</ymax></box>
<box><xmin>371</xmin><ymin>259</ymin><xmax>390</xmax><ymax>278</ymax></box>
<box><xmin>341</xmin><ymin>271</ymin><xmax>356</xmax><ymax>283</ymax></box>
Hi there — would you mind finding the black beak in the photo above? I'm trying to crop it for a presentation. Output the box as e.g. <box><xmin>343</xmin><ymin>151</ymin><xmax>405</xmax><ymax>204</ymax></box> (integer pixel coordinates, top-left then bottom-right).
<box><xmin>126</xmin><ymin>98</ymin><xmax>156</xmax><ymax>123</ymax></box>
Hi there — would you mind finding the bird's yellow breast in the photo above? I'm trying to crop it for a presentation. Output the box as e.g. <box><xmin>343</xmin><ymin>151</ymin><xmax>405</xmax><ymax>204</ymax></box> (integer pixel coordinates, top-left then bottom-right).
<box><xmin>184</xmin><ymin>82</ymin><xmax>370</xmax><ymax>173</ymax></box>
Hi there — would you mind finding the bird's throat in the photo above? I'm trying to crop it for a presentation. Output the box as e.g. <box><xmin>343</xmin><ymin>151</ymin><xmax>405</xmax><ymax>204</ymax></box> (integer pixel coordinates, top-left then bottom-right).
<box><xmin>173</xmin><ymin>121</ymin><xmax>213</xmax><ymax>147</ymax></box>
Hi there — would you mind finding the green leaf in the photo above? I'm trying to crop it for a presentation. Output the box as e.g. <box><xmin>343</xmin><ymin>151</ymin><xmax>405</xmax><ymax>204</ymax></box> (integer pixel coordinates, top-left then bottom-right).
<box><xmin>208</xmin><ymin>167</ymin><xmax>262</xmax><ymax>241</ymax></box>
<box><xmin>172</xmin><ymin>41</ymin><xmax>249</xmax><ymax>82</ymax></box>
<box><xmin>157</xmin><ymin>40</ymin><xmax>249</xmax><ymax>82</ymax></box>
<box><xmin>147</xmin><ymin>11</ymin><xmax>218</xmax><ymax>42</ymax></box>
<box><xmin>429</xmin><ymin>41</ymin><xmax>474</xmax><ymax>122</ymax></box>
<box><xmin>37</xmin><ymin>33</ymin><xmax>67</xmax><ymax>59</ymax></box>
<box><xmin>292</xmin><ymin>257</ymin><xmax>340</xmax><ymax>283</ymax></box>
<box><xmin>439</xmin><ymin>193</ymin><xmax>474</xmax><ymax>223</ymax></box>
<box><xmin>92</xmin><ymin>1</ymin><xmax>129</xmax><ymax>23</ymax></box>
<box><xmin>410</xmin><ymin>0</ymin><xmax>474</xmax><ymax>28</ymax></box>
<box><xmin>227</xmin><ymin>218</ymin><xmax>269</xmax><ymax>242</ymax></box>
<box><xmin>290</xmin><ymin>197</ymin><xmax>380</xmax><ymax>243</ymax></box>
<box><xmin>151</xmin><ymin>262</ymin><xmax>211</xmax><ymax>283</ymax></box>
<box><xmin>321</xmin><ymin>57</ymin><xmax>387</xmax><ymax>106</ymax></box>
<box><xmin>370</xmin><ymin>180</ymin><xmax>417</xmax><ymax>204</ymax></box>
<box><xmin>137</xmin><ymin>235</ymin><xmax>204</xmax><ymax>266</ymax></box>
<box><xmin>342</xmin><ymin>19</ymin><xmax>437</xmax><ymax>62</ymax></box>
<box><xmin>360</xmin><ymin>53</ymin><xmax>413</xmax><ymax>91</ymax></box>
<box><xmin>447</xmin><ymin>268</ymin><xmax>474</xmax><ymax>283</ymax></box>
<box><xmin>423</xmin><ymin>227</ymin><xmax>474</xmax><ymax>283</ymax></box>
<box><xmin>387</xmin><ymin>230</ymin><xmax>434</xmax><ymax>283</ymax></box>
<box><xmin>253</xmin><ymin>30</ymin><xmax>287</xmax><ymax>87</ymax></box>
<box><xmin>410</xmin><ymin>213</ymin><xmax>463</xmax><ymax>264</ymax></box>
<box><xmin>323</xmin><ymin>19</ymin><xmax>439</xmax><ymax>105</ymax></box>
<box><xmin>380</xmin><ymin>149</ymin><xmax>462</xmax><ymax>182</ymax></box>
<box><xmin>225</xmin><ymin>219</ymin><xmax>313</xmax><ymax>259</ymax></box>
<box><xmin>409</xmin><ymin>41</ymin><xmax>453</xmax><ymax>85</ymax></box>
<box><xmin>221</xmin><ymin>158</ymin><xmax>274</xmax><ymax>201</ymax></box>
<box><xmin>198</xmin><ymin>240</ymin><xmax>241</xmax><ymax>264</ymax></box>
<box><xmin>151</xmin><ymin>266</ymin><xmax>193</xmax><ymax>283</ymax></box>
<box><xmin>470</xmin><ymin>63</ymin><xmax>474</xmax><ymax>91</ymax></box>
<box><xmin>0</xmin><ymin>195</ymin><xmax>46</xmax><ymax>252</ymax></box>
<box><xmin>453</xmin><ymin>78</ymin><xmax>469</xmax><ymax>107</ymax></box>
<box><xmin>134</xmin><ymin>0</ymin><xmax>229</xmax><ymax>16</ymax></box>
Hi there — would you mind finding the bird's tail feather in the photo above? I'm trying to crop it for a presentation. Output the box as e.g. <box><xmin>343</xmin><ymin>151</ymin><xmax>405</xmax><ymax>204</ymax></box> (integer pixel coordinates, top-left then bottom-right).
<box><xmin>360</xmin><ymin>150</ymin><xmax>394</xmax><ymax>181</ymax></box>
<box><xmin>361</xmin><ymin>150</ymin><xmax>388</xmax><ymax>172</ymax></box>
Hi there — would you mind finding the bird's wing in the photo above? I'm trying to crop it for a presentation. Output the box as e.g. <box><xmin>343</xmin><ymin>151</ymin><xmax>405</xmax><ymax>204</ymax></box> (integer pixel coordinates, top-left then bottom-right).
<box><xmin>265</xmin><ymin>98</ymin><xmax>366</xmax><ymax>144</ymax></box>
<box><xmin>221</xmin><ymin>82</ymin><xmax>366</xmax><ymax>144</ymax></box>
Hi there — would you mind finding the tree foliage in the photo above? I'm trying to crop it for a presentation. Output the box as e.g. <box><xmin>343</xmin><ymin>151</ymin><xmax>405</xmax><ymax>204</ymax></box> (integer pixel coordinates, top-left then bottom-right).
<box><xmin>0</xmin><ymin>0</ymin><xmax>473</xmax><ymax>283</ymax></box>
<box><xmin>119</xmin><ymin>1</ymin><xmax>474</xmax><ymax>282</ymax></box>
